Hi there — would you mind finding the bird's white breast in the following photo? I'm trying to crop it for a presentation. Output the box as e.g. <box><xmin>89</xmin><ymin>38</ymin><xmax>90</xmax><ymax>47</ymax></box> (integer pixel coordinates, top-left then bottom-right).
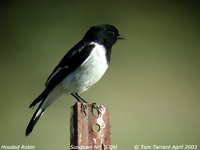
<box><xmin>61</xmin><ymin>42</ymin><xmax>108</xmax><ymax>94</ymax></box>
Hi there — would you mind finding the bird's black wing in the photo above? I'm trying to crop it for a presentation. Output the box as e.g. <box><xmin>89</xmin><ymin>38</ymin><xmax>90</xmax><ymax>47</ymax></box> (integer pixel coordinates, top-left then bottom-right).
<box><xmin>45</xmin><ymin>41</ymin><xmax>95</xmax><ymax>89</ymax></box>
<box><xmin>29</xmin><ymin>42</ymin><xmax>95</xmax><ymax>109</ymax></box>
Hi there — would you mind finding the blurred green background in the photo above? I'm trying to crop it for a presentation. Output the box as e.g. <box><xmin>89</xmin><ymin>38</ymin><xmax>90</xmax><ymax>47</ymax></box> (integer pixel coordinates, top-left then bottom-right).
<box><xmin>0</xmin><ymin>0</ymin><xmax>199</xmax><ymax>149</ymax></box>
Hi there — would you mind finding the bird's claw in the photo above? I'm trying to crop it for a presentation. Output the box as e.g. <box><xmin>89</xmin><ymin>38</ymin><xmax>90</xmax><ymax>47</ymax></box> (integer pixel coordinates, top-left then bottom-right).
<box><xmin>92</xmin><ymin>103</ymin><xmax>103</xmax><ymax>117</ymax></box>
<box><xmin>81</xmin><ymin>102</ymin><xmax>87</xmax><ymax>117</ymax></box>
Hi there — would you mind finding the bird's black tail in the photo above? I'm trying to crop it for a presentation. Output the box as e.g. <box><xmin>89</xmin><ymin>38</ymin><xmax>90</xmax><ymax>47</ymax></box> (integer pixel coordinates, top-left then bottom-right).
<box><xmin>29</xmin><ymin>89</ymin><xmax>47</xmax><ymax>109</ymax></box>
<box><xmin>26</xmin><ymin>89</ymin><xmax>49</xmax><ymax>136</ymax></box>
<box><xmin>25</xmin><ymin>105</ymin><xmax>45</xmax><ymax>136</ymax></box>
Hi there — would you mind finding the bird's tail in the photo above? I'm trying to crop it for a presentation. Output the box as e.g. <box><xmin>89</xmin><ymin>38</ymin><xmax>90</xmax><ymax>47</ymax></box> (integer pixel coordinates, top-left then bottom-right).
<box><xmin>25</xmin><ymin>89</ymin><xmax>49</xmax><ymax>136</ymax></box>
<box><xmin>25</xmin><ymin>105</ymin><xmax>45</xmax><ymax>136</ymax></box>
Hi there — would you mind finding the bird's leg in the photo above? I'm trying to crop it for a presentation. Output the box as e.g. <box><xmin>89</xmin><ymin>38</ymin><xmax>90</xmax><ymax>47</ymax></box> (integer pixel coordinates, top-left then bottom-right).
<box><xmin>71</xmin><ymin>93</ymin><xmax>88</xmax><ymax>103</ymax></box>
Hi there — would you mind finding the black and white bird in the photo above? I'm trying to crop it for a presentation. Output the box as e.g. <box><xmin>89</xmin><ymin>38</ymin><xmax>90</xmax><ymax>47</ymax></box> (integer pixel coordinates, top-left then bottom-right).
<box><xmin>25</xmin><ymin>24</ymin><xmax>123</xmax><ymax>136</ymax></box>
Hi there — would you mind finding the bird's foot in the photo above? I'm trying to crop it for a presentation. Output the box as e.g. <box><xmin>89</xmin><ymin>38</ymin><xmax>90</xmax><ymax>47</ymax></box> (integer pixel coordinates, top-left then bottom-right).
<box><xmin>92</xmin><ymin>103</ymin><xmax>103</xmax><ymax>117</ymax></box>
<box><xmin>71</xmin><ymin>93</ymin><xmax>88</xmax><ymax>116</ymax></box>
<box><xmin>81</xmin><ymin>103</ymin><xmax>88</xmax><ymax>117</ymax></box>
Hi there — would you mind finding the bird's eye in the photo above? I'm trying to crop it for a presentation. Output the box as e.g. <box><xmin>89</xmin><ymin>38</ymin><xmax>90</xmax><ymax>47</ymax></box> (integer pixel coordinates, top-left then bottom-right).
<box><xmin>108</xmin><ymin>31</ymin><xmax>116</xmax><ymax>37</ymax></box>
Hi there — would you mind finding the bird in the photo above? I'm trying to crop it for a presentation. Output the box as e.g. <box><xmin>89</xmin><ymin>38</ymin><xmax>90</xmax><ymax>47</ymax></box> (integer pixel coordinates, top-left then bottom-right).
<box><xmin>25</xmin><ymin>24</ymin><xmax>123</xmax><ymax>136</ymax></box>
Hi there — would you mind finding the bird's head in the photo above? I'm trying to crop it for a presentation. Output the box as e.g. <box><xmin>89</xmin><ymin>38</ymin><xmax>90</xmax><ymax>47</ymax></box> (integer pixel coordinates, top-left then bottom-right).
<box><xmin>83</xmin><ymin>24</ymin><xmax>123</xmax><ymax>48</ymax></box>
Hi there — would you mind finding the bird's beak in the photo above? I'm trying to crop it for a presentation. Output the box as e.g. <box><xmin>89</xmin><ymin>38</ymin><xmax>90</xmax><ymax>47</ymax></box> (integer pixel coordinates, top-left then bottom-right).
<box><xmin>117</xmin><ymin>35</ymin><xmax>125</xmax><ymax>40</ymax></box>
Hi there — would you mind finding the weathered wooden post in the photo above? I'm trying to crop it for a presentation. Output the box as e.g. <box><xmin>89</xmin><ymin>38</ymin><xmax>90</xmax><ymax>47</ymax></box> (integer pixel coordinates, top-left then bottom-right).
<box><xmin>70</xmin><ymin>102</ymin><xmax>111</xmax><ymax>150</ymax></box>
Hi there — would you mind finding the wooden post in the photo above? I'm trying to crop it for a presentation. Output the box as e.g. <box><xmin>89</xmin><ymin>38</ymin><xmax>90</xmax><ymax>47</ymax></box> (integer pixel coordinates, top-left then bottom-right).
<box><xmin>70</xmin><ymin>102</ymin><xmax>111</xmax><ymax>150</ymax></box>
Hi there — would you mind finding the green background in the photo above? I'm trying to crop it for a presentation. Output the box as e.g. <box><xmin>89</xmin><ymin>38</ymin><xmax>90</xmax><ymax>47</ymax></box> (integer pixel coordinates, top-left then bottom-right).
<box><xmin>0</xmin><ymin>0</ymin><xmax>199</xmax><ymax>149</ymax></box>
